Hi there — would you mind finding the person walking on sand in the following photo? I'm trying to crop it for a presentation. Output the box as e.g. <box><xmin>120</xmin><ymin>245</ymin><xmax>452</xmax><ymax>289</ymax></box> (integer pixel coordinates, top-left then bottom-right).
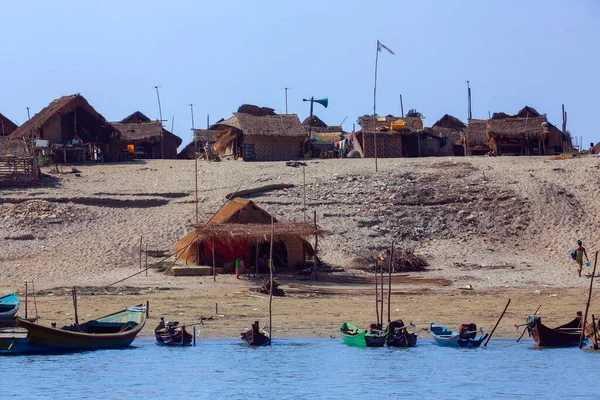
<box><xmin>235</xmin><ymin>255</ymin><xmax>246</xmax><ymax>279</ymax></box>
<box><xmin>575</xmin><ymin>240</ymin><xmax>589</xmax><ymax>277</ymax></box>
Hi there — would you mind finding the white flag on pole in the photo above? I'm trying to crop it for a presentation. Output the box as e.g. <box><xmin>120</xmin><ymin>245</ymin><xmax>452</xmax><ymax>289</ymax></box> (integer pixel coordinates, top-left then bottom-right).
<box><xmin>377</xmin><ymin>40</ymin><xmax>395</xmax><ymax>55</ymax></box>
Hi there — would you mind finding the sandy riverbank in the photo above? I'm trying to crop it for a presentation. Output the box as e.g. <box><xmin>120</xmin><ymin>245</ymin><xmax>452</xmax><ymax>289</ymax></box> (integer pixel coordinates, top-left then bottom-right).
<box><xmin>1</xmin><ymin>156</ymin><xmax>599</xmax><ymax>338</ymax></box>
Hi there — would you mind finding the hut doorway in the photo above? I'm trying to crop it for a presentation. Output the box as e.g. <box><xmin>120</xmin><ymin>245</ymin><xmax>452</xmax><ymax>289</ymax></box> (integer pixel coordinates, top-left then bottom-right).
<box><xmin>402</xmin><ymin>135</ymin><xmax>419</xmax><ymax>157</ymax></box>
<box><xmin>250</xmin><ymin>241</ymin><xmax>288</xmax><ymax>273</ymax></box>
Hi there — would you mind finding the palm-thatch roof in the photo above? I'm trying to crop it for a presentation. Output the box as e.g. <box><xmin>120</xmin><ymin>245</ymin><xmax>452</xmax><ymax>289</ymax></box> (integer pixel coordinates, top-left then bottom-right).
<box><xmin>193</xmin><ymin>129</ymin><xmax>221</xmax><ymax>144</ymax></box>
<box><xmin>487</xmin><ymin>116</ymin><xmax>548</xmax><ymax>140</ymax></box>
<box><xmin>515</xmin><ymin>106</ymin><xmax>540</xmax><ymax>118</ymax></box>
<box><xmin>491</xmin><ymin>112</ymin><xmax>511</xmax><ymax>120</ymax></box>
<box><xmin>433</xmin><ymin>114</ymin><xmax>466</xmax><ymax>131</ymax></box>
<box><xmin>217</xmin><ymin>113</ymin><xmax>306</xmax><ymax>137</ymax></box>
<box><xmin>312</xmin><ymin>131</ymin><xmax>343</xmax><ymax>143</ymax></box>
<box><xmin>237</xmin><ymin>104</ymin><xmax>276</xmax><ymax>117</ymax></box>
<box><xmin>111</xmin><ymin>121</ymin><xmax>182</xmax><ymax>146</ymax></box>
<box><xmin>188</xmin><ymin>222</ymin><xmax>328</xmax><ymax>245</ymax></box>
<box><xmin>9</xmin><ymin>94</ymin><xmax>118</xmax><ymax>140</ymax></box>
<box><xmin>358</xmin><ymin>116</ymin><xmax>424</xmax><ymax>133</ymax></box>
<box><xmin>302</xmin><ymin>115</ymin><xmax>327</xmax><ymax>128</ymax></box>
<box><xmin>207</xmin><ymin>197</ymin><xmax>275</xmax><ymax>224</ymax></box>
<box><xmin>0</xmin><ymin>113</ymin><xmax>18</xmax><ymax>136</ymax></box>
<box><xmin>121</xmin><ymin>111</ymin><xmax>151</xmax><ymax>123</ymax></box>
<box><xmin>466</xmin><ymin>119</ymin><xmax>489</xmax><ymax>148</ymax></box>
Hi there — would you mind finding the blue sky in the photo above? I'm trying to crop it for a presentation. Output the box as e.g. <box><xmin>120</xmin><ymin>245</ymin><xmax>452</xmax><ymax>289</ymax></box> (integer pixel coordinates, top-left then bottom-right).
<box><xmin>1</xmin><ymin>0</ymin><xmax>598</xmax><ymax>148</ymax></box>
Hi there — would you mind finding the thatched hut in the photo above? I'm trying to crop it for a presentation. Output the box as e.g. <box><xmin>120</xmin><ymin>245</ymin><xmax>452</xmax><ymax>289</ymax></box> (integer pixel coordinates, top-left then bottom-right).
<box><xmin>0</xmin><ymin>113</ymin><xmax>18</xmax><ymax>137</ymax></box>
<box><xmin>175</xmin><ymin>198</ymin><xmax>321</xmax><ymax>272</ymax></box>
<box><xmin>0</xmin><ymin>137</ymin><xmax>39</xmax><ymax>186</ymax></box>
<box><xmin>487</xmin><ymin>116</ymin><xmax>549</xmax><ymax>156</ymax></box>
<box><xmin>111</xmin><ymin>111</ymin><xmax>182</xmax><ymax>159</ymax></box>
<box><xmin>356</xmin><ymin>115</ymin><xmax>425</xmax><ymax>158</ymax></box>
<box><xmin>430</xmin><ymin>114</ymin><xmax>466</xmax><ymax>156</ymax></box>
<box><xmin>211</xmin><ymin>105</ymin><xmax>307</xmax><ymax>161</ymax></box>
<box><xmin>9</xmin><ymin>94</ymin><xmax>120</xmax><ymax>162</ymax></box>
<box><xmin>465</xmin><ymin>119</ymin><xmax>490</xmax><ymax>155</ymax></box>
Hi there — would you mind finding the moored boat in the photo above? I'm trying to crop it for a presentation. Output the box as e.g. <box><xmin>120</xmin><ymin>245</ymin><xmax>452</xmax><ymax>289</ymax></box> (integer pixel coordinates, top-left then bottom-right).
<box><xmin>526</xmin><ymin>312</ymin><xmax>584</xmax><ymax>348</ymax></box>
<box><xmin>340</xmin><ymin>322</ymin><xmax>388</xmax><ymax>348</ymax></box>
<box><xmin>0</xmin><ymin>293</ymin><xmax>20</xmax><ymax>323</ymax></box>
<box><xmin>429</xmin><ymin>322</ymin><xmax>488</xmax><ymax>348</ymax></box>
<box><xmin>3</xmin><ymin>304</ymin><xmax>147</xmax><ymax>354</ymax></box>
<box><xmin>386</xmin><ymin>319</ymin><xmax>417</xmax><ymax>348</ymax></box>
<box><xmin>154</xmin><ymin>317</ymin><xmax>194</xmax><ymax>347</ymax></box>
<box><xmin>241</xmin><ymin>320</ymin><xmax>271</xmax><ymax>346</ymax></box>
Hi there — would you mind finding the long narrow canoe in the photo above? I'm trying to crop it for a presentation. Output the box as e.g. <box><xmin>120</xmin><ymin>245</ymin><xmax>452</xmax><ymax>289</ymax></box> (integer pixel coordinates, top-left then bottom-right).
<box><xmin>0</xmin><ymin>293</ymin><xmax>20</xmax><ymax>321</ymax></box>
<box><xmin>430</xmin><ymin>322</ymin><xmax>488</xmax><ymax>348</ymax></box>
<box><xmin>340</xmin><ymin>322</ymin><xmax>388</xmax><ymax>348</ymax></box>
<box><xmin>526</xmin><ymin>312</ymin><xmax>584</xmax><ymax>347</ymax></box>
<box><xmin>6</xmin><ymin>304</ymin><xmax>147</xmax><ymax>354</ymax></box>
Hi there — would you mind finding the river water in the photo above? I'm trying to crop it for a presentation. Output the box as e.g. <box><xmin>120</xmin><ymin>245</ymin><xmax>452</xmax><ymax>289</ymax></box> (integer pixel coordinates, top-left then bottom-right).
<box><xmin>2</xmin><ymin>338</ymin><xmax>598</xmax><ymax>399</ymax></box>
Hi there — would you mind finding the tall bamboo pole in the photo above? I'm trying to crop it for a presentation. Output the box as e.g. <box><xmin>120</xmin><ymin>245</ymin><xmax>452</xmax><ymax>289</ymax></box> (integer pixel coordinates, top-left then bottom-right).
<box><xmin>375</xmin><ymin>259</ymin><xmax>380</xmax><ymax>326</ymax></box>
<box><xmin>380</xmin><ymin>258</ymin><xmax>384</xmax><ymax>327</ymax></box>
<box><xmin>387</xmin><ymin>242</ymin><xmax>394</xmax><ymax>323</ymax></box>
<box><xmin>484</xmin><ymin>298</ymin><xmax>511</xmax><ymax>347</ymax></box>
<box><xmin>579</xmin><ymin>251</ymin><xmax>598</xmax><ymax>348</ymax></box>
<box><xmin>32</xmin><ymin>280</ymin><xmax>38</xmax><ymax>321</ymax></box>
<box><xmin>72</xmin><ymin>287</ymin><xmax>79</xmax><ymax>326</ymax></box>
<box><xmin>269</xmin><ymin>215</ymin><xmax>274</xmax><ymax>341</ymax></box>
<box><xmin>24</xmin><ymin>281</ymin><xmax>28</xmax><ymax>320</ymax></box>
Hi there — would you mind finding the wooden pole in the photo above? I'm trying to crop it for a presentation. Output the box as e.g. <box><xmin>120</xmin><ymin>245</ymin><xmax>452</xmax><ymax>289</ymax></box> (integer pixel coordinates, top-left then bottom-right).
<box><xmin>375</xmin><ymin>259</ymin><xmax>380</xmax><ymax>326</ymax></box>
<box><xmin>592</xmin><ymin>314</ymin><xmax>599</xmax><ymax>350</ymax></box>
<box><xmin>269</xmin><ymin>215</ymin><xmax>274</xmax><ymax>341</ymax></box>
<box><xmin>400</xmin><ymin>95</ymin><xmax>404</xmax><ymax>117</ymax></box>
<box><xmin>145</xmin><ymin>243</ymin><xmax>148</xmax><ymax>276</ymax></box>
<box><xmin>303</xmin><ymin>166</ymin><xmax>307</xmax><ymax>222</ymax></box>
<box><xmin>212</xmin><ymin>238</ymin><xmax>216</xmax><ymax>282</ymax></box>
<box><xmin>195</xmin><ymin>154</ymin><xmax>199</xmax><ymax>225</ymax></box>
<box><xmin>146</xmin><ymin>300</ymin><xmax>150</xmax><ymax>318</ymax></box>
<box><xmin>484</xmin><ymin>298</ymin><xmax>511</xmax><ymax>347</ymax></box>
<box><xmin>24</xmin><ymin>281</ymin><xmax>28</xmax><ymax>320</ymax></box>
<box><xmin>387</xmin><ymin>242</ymin><xmax>394</xmax><ymax>323</ymax></box>
<box><xmin>139</xmin><ymin>235</ymin><xmax>143</xmax><ymax>269</ymax></box>
<box><xmin>579</xmin><ymin>250</ymin><xmax>598</xmax><ymax>348</ymax></box>
<box><xmin>517</xmin><ymin>304</ymin><xmax>541</xmax><ymax>342</ymax></box>
<box><xmin>380</xmin><ymin>258</ymin><xmax>384</xmax><ymax>327</ymax></box>
<box><xmin>193</xmin><ymin>326</ymin><xmax>196</xmax><ymax>346</ymax></box>
<box><xmin>72</xmin><ymin>287</ymin><xmax>79</xmax><ymax>326</ymax></box>
<box><xmin>32</xmin><ymin>280</ymin><xmax>38</xmax><ymax>321</ymax></box>
<box><xmin>313</xmin><ymin>210</ymin><xmax>318</xmax><ymax>281</ymax></box>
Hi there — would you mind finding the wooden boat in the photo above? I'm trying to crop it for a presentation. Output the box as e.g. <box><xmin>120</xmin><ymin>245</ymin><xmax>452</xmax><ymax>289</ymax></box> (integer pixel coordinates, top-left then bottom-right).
<box><xmin>154</xmin><ymin>317</ymin><xmax>194</xmax><ymax>346</ymax></box>
<box><xmin>339</xmin><ymin>322</ymin><xmax>387</xmax><ymax>348</ymax></box>
<box><xmin>584</xmin><ymin>318</ymin><xmax>600</xmax><ymax>350</ymax></box>
<box><xmin>430</xmin><ymin>322</ymin><xmax>488</xmax><ymax>348</ymax></box>
<box><xmin>386</xmin><ymin>319</ymin><xmax>417</xmax><ymax>348</ymax></box>
<box><xmin>526</xmin><ymin>312</ymin><xmax>584</xmax><ymax>347</ymax></box>
<box><xmin>241</xmin><ymin>320</ymin><xmax>271</xmax><ymax>346</ymax></box>
<box><xmin>4</xmin><ymin>304</ymin><xmax>147</xmax><ymax>354</ymax></box>
<box><xmin>0</xmin><ymin>293</ymin><xmax>20</xmax><ymax>322</ymax></box>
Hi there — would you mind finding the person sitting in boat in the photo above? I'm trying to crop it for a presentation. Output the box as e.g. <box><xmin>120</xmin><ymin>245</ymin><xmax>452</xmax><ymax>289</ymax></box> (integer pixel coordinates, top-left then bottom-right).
<box><xmin>156</xmin><ymin>317</ymin><xmax>166</xmax><ymax>333</ymax></box>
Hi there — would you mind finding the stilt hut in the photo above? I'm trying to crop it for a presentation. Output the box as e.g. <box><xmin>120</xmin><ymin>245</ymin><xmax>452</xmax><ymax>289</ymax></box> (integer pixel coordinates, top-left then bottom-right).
<box><xmin>0</xmin><ymin>113</ymin><xmax>18</xmax><ymax>137</ymax></box>
<box><xmin>175</xmin><ymin>198</ymin><xmax>323</xmax><ymax>273</ymax></box>
<box><xmin>9</xmin><ymin>94</ymin><xmax>120</xmax><ymax>162</ymax></box>
<box><xmin>112</xmin><ymin>111</ymin><xmax>182</xmax><ymax>159</ymax></box>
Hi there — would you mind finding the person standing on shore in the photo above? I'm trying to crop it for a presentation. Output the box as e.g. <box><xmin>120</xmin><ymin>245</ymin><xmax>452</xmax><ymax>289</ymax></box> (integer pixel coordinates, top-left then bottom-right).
<box><xmin>575</xmin><ymin>240</ymin><xmax>589</xmax><ymax>277</ymax></box>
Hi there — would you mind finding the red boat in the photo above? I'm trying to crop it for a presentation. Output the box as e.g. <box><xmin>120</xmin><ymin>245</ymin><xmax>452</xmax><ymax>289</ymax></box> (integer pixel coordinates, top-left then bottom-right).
<box><xmin>526</xmin><ymin>311</ymin><xmax>583</xmax><ymax>347</ymax></box>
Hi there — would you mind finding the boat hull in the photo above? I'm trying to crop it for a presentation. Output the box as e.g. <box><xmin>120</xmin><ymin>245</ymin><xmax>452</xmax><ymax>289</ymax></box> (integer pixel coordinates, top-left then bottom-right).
<box><xmin>527</xmin><ymin>314</ymin><xmax>583</xmax><ymax>348</ymax></box>
<box><xmin>155</xmin><ymin>326</ymin><xmax>193</xmax><ymax>347</ymax></box>
<box><xmin>340</xmin><ymin>323</ymin><xmax>366</xmax><ymax>348</ymax></box>
<box><xmin>430</xmin><ymin>322</ymin><xmax>487</xmax><ymax>348</ymax></box>
<box><xmin>0</xmin><ymin>293</ymin><xmax>20</xmax><ymax>322</ymax></box>
<box><xmin>386</xmin><ymin>320</ymin><xmax>418</xmax><ymax>348</ymax></box>
<box><xmin>241</xmin><ymin>321</ymin><xmax>271</xmax><ymax>346</ymax></box>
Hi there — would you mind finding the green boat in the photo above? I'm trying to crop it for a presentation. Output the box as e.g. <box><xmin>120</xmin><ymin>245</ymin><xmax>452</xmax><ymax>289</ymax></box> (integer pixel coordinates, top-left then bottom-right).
<box><xmin>340</xmin><ymin>322</ymin><xmax>388</xmax><ymax>348</ymax></box>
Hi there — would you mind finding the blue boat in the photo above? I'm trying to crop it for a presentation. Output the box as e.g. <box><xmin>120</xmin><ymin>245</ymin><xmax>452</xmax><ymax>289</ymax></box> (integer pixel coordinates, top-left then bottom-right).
<box><xmin>0</xmin><ymin>293</ymin><xmax>20</xmax><ymax>322</ymax></box>
<box><xmin>429</xmin><ymin>322</ymin><xmax>488</xmax><ymax>348</ymax></box>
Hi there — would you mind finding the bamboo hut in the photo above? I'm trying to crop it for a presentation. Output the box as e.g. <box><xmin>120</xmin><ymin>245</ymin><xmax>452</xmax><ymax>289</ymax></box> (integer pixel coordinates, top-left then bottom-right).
<box><xmin>9</xmin><ymin>94</ymin><xmax>121</xmax><ymax>162</ymax></box>
<box><xmin>465</xmin><ymin>119</ymin><xmax>491</xmax><ymax>155</ymax></box>
<box><xmin>487</xmin><ymin>116</ymin><xmax>549</xmax><ymax>156</ymax></box>
<box><xmin>175</xmin><ymin>198</ymin><xmax>323</xmax><ymax>272</ymax></box>
<box><xmin>356</xmin><ymin>115</ymin><xmax>424</xmax><ymax>158</ymax></box>
<box><xmin>112</xmin><ymin>111</ymin><xmax>182</xmax><ymax>159</ymax></box>
<box><xmin>211</xmin><ymin>105</ymin><xmax>307</xmax><ymax>161</ymax></box>
<box><xmin>0</xmin><ymin>113</ymin><xmax>18</xmax><ymax>137</ymax></box>
<box><xmin>430</xmin><ymin>114</ymin><xmax>466</xmax><ymax>156</ymax></box>
<box><xmin>0</xmin><ymin>137</ymin><xmax>39</xmax><ymax>186</ymax></box>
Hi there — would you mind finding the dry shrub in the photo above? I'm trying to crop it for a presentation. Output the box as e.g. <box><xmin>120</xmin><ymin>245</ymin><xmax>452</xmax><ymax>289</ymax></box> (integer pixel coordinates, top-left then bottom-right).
<box><xmin>250</xmin><ymin>279</ymin><xmax>285</xmax><ymax>296</ymax></box>
<box><xmin>364</xmin><ymin>247</ymin><xmax>428</xmax><ymax>273</ymax></box>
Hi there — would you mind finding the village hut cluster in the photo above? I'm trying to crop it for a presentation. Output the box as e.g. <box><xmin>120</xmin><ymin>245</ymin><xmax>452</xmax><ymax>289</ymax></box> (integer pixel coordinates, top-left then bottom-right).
<box><xmin>0</xmin><ymin>91</ymin><xmax>578</xmax><ymax>186</ymax></box>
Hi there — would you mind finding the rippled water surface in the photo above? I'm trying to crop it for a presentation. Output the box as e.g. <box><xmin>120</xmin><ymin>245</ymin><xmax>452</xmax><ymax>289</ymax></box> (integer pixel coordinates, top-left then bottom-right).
<box><xmin>2</xmin><ymin>338</ymin><xmax>598</xmax><ymax>399</ymax></box>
